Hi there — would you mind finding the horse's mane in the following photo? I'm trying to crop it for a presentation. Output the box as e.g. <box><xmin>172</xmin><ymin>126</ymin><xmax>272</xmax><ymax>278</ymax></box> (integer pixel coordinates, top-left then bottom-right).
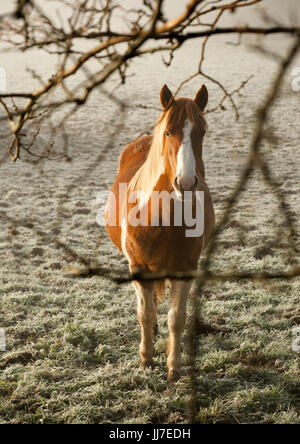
<box><xmin>128</xmin><ymin>100</ymin><xmax>207</xmax><ymax>208</ymax></box>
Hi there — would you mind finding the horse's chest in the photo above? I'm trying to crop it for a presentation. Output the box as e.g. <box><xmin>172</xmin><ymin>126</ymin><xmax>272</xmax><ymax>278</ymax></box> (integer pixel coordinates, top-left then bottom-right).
<box><xmin>125</xmin><ymin>224</ymin><xmax>201</xmax><ymax>272</ymax></box>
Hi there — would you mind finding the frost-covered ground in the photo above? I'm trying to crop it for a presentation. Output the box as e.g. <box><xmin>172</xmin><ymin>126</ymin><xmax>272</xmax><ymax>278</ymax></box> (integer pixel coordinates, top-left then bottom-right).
<box><xmin>0</xmin><ymin>1</ymin><xmax>299</xmax><ymax>423</ymax></box>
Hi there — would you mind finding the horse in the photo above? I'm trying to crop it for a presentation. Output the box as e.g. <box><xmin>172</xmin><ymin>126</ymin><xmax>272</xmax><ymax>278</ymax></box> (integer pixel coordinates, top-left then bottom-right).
<box><xmin>105</xmin><ymin>84</ymin><xmax>215</xmax><ymax>383</ymax></box>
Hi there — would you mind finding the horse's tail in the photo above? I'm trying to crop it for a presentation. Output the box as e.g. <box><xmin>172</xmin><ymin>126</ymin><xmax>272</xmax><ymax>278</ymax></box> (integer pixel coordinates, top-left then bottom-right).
<box><xmin>155</xmin><ymin>279</ymin><xmax>165</xmax><ymax>304</ymax></box>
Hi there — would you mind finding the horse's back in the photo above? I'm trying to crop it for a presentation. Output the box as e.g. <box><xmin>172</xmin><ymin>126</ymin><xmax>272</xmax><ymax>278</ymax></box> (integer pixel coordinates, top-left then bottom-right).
<box><xmin>118</xmin><ymin>135</ymin><xmax>152</xmax><ymax>175</ymax></box>
<box><xmin>105</xmin><ymin>135</ymin><xmax>152</xmax><ymax>254</ymax></box>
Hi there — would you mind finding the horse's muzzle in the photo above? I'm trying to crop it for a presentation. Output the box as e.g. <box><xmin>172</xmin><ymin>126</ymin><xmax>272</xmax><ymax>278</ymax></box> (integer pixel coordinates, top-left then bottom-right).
<box><xmin>174</xmin><ymin>175</ymin><xmax>199</xmax><ymax>196</ymax></box>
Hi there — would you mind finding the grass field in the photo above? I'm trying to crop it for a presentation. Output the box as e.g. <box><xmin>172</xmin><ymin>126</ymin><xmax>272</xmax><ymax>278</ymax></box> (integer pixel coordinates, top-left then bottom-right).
<box><xmin>0</xmin><ymin>34</ymin><xmax>299</xmax><ymax>424</ymax></box>
<box><xmin>0</xmin><ymin>255</ymin><xmax>299</xmax><ymax>424</ymax></box>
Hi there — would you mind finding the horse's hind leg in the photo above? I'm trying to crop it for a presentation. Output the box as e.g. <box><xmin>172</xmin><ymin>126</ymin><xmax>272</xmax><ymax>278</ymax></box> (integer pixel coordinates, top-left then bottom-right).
<box><xmin>133</xmin><ymin>281</ymin><xmax>157</xmax><ymax>368</ymax></box>
<box><xmin>153</xmin><ymin>279</ymin><xmax>165</xmax><ymax>339</ymax></box>
<box><xmin>167</xmin><ymin>280</ymin><xmax>192</xmax><ymax>383</ymax></box>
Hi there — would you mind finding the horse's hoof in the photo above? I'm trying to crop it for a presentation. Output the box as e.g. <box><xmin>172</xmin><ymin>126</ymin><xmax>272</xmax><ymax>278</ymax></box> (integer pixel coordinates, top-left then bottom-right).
<box><xmin>167</xmin><ymin>370</ymin><xmax>181</xmax><ymax>384</ymax></box>
<box><xmin>140</xmin><ymin>360</ymin><xmax>155</xmax><ymax>370</ymax></box>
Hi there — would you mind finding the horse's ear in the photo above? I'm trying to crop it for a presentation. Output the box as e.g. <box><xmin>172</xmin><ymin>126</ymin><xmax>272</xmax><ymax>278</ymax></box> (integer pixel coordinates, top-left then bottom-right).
<box><xmin>194</xmin><ymin>85</ymin><xmax>208</xmax><ymax>112</ymax></box>
<box><xmin>160</xmin><ymin>85</ymin><xmax>174</xmax><ymax>111</ymax></box>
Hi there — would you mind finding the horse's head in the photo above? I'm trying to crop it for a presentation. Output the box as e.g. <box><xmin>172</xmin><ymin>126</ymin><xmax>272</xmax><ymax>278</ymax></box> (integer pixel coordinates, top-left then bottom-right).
<box><xmin>160</xmin><ymin>84</ymin><xmax>208</xmax><ymax>200</ymax></box>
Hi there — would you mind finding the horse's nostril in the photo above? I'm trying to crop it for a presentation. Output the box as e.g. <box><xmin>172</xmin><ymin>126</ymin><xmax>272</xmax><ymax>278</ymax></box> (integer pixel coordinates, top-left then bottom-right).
<box><xmin>174</xmin><ymin>176</ymin><xmax>198</xmax><ymax>193</ymax></box>
<box><xmin>193</xmin><ymin>176</ymin><xmax>199</xmax><ymax>190</ymax></box>
<box><xmin>174</xmin><ymin>176</ymin><xmax>184</xmax><ymax>194</ymax></box>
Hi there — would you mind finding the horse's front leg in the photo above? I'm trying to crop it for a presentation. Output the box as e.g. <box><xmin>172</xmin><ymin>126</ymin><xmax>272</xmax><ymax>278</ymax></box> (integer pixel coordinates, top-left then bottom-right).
<box><xmin>133</xmin><ymin>281</ymin><xmax>157</xmax><ymax>368</ymax></box>
<box><xmin>167</xmin><ymin>280</ymin><xmax>192</xmax><ymax>383</ymax></box>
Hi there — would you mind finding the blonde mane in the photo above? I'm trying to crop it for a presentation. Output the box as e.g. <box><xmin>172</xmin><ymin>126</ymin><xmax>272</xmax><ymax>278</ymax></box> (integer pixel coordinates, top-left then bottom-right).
<box><xmin>128</xmin><ymin>112</ymin><xmax>168</xmax><ymax>207</ymax></box>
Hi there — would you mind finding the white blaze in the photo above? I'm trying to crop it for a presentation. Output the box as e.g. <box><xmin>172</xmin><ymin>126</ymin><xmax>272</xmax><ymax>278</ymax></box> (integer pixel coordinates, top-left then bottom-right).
<box><xmin>176</xmin><ymin>120</ymin><xmax>196</xmax><ymax>188</ymax></box>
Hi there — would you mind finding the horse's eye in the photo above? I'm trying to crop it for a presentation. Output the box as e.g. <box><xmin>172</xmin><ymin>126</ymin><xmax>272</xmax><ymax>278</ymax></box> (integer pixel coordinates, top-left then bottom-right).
<box><xmin>165</xmin><ymin>130</ymin><xmax>171</xmax><ymax>137</ymax></box>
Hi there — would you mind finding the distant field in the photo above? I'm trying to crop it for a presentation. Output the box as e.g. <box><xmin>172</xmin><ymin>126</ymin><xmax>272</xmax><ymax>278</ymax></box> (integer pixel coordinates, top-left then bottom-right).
<box><xmin>0</xmin><ymin>34</ymin><xmax>299</xmax><ymax>423</ymax></box>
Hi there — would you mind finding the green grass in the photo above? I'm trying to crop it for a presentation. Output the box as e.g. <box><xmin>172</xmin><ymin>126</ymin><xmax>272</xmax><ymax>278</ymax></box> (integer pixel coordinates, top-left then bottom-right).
<box><xmin>0</xmin><ymin>257</ymin><xmax>299</xmax><ymax>423</ymax></box>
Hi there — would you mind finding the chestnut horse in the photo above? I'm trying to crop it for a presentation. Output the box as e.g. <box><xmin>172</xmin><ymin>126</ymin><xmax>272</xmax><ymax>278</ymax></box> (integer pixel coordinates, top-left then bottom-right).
<box><xmin>105</xmin><ymin>85</ymin><xmax>215</xmax><ymax>382</ymax></box>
